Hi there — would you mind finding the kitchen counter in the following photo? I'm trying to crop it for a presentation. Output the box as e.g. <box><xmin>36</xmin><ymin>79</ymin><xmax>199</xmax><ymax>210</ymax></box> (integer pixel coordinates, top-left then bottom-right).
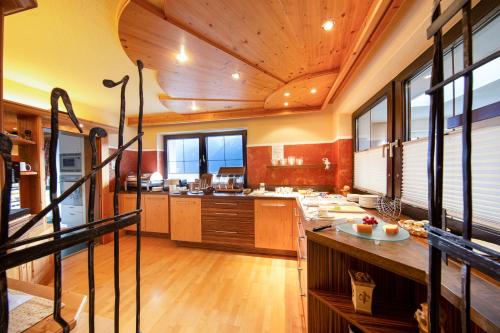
<box><xmin>297</xmin><ymin>196</ymin><xmax>499</xmax><ymax>332</ymax></box>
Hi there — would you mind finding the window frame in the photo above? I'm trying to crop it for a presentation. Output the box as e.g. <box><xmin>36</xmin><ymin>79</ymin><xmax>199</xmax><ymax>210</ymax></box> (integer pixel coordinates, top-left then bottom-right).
<box><xmin>163</xmin><ymin>130</ymin><xmax>248</xmax><ymax>185</ymax></box>
<box><xmin>352</xmin><ymin>82</ymin><xmax>395</xmax><ymax>197</ymax></box>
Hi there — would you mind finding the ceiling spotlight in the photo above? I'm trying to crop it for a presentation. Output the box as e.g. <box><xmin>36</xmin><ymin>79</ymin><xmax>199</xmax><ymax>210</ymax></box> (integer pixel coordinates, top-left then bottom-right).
<box><xmin>78</xmin><ymin>124</ymin><xmax>84</xmax><ymax>128</ymax></box>
<box><xmin>284</xmin><ymin>92</ymin><xmax>290</xmax><ymax>97</ymax></box>
<box><xmin>176</xmin><ymin>45</ymin><xmax>188</xmax><ymax>63</ymax></box>
<box><xmin>284</xmin><ymin>102</ymin><xmax>289</xmax><ymax>107</ymax></box>
<box><xmin>191</xmin><ymin>101</ymin><xmax>198</xmax><ymax>111</ymax></box>
<box><xmin>232</xmin><ymin>72</ymin><xmax>240</xmax><ymax>80</ymax></box>
<box><xmin>310</xmin><ymin>88</ymin><xmax>317</xmax><ymax>94</ymax></box>
<box><xmin>322</xmin><ymin>20</ymin><xmax>335</xmax><ymax>31</ymax></box>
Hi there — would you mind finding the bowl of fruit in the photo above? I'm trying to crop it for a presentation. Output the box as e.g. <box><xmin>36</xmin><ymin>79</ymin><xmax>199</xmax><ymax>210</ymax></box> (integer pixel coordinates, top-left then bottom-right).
<box><xmin>362</xmin><ymin>216</ymin><xmax>378</xmax><ymax>227</ymax></box>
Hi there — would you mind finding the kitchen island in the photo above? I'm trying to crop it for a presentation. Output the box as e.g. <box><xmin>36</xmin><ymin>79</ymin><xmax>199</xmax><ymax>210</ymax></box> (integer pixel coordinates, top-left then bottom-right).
<box><xmin>297</xmin><ymin>197</ymin><xmax>499</xmax><ymax>333</ymax></box>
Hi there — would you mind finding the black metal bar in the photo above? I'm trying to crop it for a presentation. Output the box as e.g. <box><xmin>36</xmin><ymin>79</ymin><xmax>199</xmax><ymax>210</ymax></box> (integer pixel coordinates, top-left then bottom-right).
<box><xmin>87</xmin><ymin>127</ymin><xmax>107</xmax><ymax>333</ymax></box>
<box><xmin>0</xmin><ymin>214</ymin><xmax>140</xmax><ymax>272</ymax></box>
<box><xmin>427</xmin><ymin>0</ymin><xmax>468</xmax><ymax>38</ymax></box>
<box><xmin>460</xmin><ymin>3</ymin><xmax>473</xmax><ymax>332</ymax></box>
<box><xmin>8</xmin><ymin>133</ymin><xmax>141</xmax><ymax>242</ymax></box>
<box><xmin>427</xmin><ymin>2</ymin><xmax>445</xmax><ymax>332</ymax></box>
<box><xmin>426</xmin><ymin>50</ymin><xmax>500</xmax><ymax>95</ymax></box>
<box><xmin>104</xmin><ymin>74</ymin><xmax>129</xmax><ymax>333</ymax></box>
<box><xmin>0</xmin><ymin>134</ymin><xmax>13</xmax><ymax>333</ymax></box>
<box><xmin>0</xmin><ymin>210</ymin><xmax>141</xmax><ymax>251</ymax></box>
<box><xmin>50</xmin><ymin>88</ymin><xmax>82</xmax><ymax>333</ymax></box>
<box><xmin>135</xmin><ymin>59</ymin><xmax>144</xmax><ymax>333</ymax></box>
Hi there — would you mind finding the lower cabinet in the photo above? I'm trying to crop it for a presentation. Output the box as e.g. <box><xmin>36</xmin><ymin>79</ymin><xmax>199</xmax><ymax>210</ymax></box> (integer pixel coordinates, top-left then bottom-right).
<box><xmin>170</xmin><ymin>197</ymin><xmax>201</xmax><ymax>242</ymax></box>
<box><xmin>254</xmin><ymin>199</ymin><xmax>295</xmax><ymax>251</ymax></box>
<box><xmin>119</xmin><ymin>193</ymin><xmax>169</xmax><ymax>233</ymax></box>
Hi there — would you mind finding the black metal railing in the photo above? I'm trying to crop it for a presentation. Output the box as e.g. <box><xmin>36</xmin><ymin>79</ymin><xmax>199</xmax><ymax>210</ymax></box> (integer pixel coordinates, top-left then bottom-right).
<box><xmin>425</xmin><ymin>1</ymin><xmax>500</xmax><ymax>333</ymax></box>
<box><xmin>0</xmin><ymin>59</ymin><xmax>145</xmax><ymax>333</ymax></box>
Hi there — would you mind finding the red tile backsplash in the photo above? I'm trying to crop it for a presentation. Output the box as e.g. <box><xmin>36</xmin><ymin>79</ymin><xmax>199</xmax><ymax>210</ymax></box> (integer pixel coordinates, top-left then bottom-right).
<box><xmin>110</xmin><ymin>139</ymin><xmax>353</xmax><ymax>193</ymax></box>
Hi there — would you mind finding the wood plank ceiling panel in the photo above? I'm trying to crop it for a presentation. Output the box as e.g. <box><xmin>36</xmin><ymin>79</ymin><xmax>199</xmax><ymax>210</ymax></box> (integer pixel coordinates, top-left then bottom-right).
<box><xmin>159</xmin><ymin>98</ymin><xmax>264</xmax><ymax>113</ymax></box>
<box><xmin>119</xmin><ymin>0</ymin><xmax>283</xmax><ymax>103</ymax></box>
<box><xmin>162</xmin><ymin>0</ymin><xmax>374</xmax><ymax>82</ymax></box>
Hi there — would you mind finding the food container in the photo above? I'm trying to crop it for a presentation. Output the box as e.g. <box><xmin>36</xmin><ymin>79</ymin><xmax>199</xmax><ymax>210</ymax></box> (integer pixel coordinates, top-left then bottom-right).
<box><xmin>279</xmin><ymin>158</ymin><xmax>287</xmax><ymax>166</ymax></box>
<box><xmin>271</xmin><ymin>159</ymin><xmax>279</xmax><ymax>166</ymax></box>
<box><xmin>346</xmin><ymin>193</ymin><xmax>359</xmax><ymax>202</ymax></box>
<box><xmin>287</xmin><ymin>156</ymin><xmax>296</xmax><ymax>165</ymax></box>
<box><xmin>296</xmin><ymin>157</ymin><xmax>303</xmax><ymax>165</ymax></box>
<box><xmin>358</xmin><ymin>195</ymin><xmax>378</xmax><ymax>208</ymax></box>
<box><xmin>348</xmin><ymin>270</ymin><xmax>376</xmax><ymax>315</ymax></box>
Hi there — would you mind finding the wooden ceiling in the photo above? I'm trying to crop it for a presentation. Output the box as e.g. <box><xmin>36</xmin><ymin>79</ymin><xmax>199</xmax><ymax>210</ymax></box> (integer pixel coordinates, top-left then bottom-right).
<box><xmin>118</xmin><ymin>0</ymin><xmax>402</xmax><ymax>124</ymax></box>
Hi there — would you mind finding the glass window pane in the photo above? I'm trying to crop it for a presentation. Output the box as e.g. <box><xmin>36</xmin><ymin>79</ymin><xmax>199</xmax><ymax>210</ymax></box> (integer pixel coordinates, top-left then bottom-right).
<box><xmin>184</xmin><ymin>161</ymin><xmax>199</xmax><ymax>173</ymax></box>
<box><xmin>225</xmin><ymin>135</ymin><xmax>243</xmax><ymax>160</ymax></box>
<box><xmin>370</xmin><ymin>98</ymin><xmax>387</xmax><ymax>148</ymax></box>
<box><xmin>168</xmin><ymin>139</ymin><xmax>184</xmax><ymax>161</ymax></box>
<box><xmin>407</xmin><ymin>66</ymin><xmax>432</xmax><ymax>140</ymax></box>
<box><xmin>207</xmin><ymin>160</ymin><xmax>225</xmax><ymax>174</ymax></box>
<box><xmin>168</xmin><ymin>161</ymin><xmax>184</xmax><ymax>174</ymax></box>
<box><xmin>473</xmin><ymin>15</ymin><xmax>500</xmax><ymax>62</ymax></box>
<box><xmin>183</xmin><ymin>138</ymin><xmax>199</xmax><ymax>161</ymax></box>
<box><xmin>225</xmin><ymin>159</ymin><xmax>243</xmax><ymax>167</ymax></box>
<box><xmin>207</xmin><ymin>136</ymin><xmax>225</xmax><ymax>160</ymax></box>
<box><xmin>357</xmin><ymin>112</ymin><xmax>370</xmax><ymax>151</ymax></box>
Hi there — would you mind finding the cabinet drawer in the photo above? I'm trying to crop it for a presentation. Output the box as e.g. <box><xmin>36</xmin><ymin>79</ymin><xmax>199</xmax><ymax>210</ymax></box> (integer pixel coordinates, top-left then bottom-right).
<box><xmin>202</xmin><ymin>230</ymin><xmax>255</xmax><ymax>247</ymax></box>
<box><xmin>203</xmin><ymin>219</ymin><xmax>254</xmax><ymax>234</ymax></box>
<box><xmin>202</xmin><ymin>198</ymin><xmax>254</xmax><ymax>211</ymax></box>
<box><xmin>202</xmin><ymin>208</ymin><xmax>254</xmax><ymax>221</ymax></box>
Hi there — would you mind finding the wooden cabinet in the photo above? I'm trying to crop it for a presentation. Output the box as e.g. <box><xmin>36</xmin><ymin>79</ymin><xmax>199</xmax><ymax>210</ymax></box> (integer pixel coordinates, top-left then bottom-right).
<box><xmin>170</xmin><ymin>197</ymin><xmax>201</xmax><ymax>242</ymax></box>
<box><xmin>119</xmin><ymin>193</ymin><xmax>145</xmax><ymax>232</ymax></box>
<box><xmin>254</xmin><ymin>199</ymin><xmax>294</xmax><ymax>250</ymax></box>
<box><xmin>145</xmin><ymin>195</ymin><xmax>169</xmax><ymax>233</ymax></box>
<box><xmin>119</xmin><ymin>193</ymin><xmax>169</xmax><ymax>233</ymax></box>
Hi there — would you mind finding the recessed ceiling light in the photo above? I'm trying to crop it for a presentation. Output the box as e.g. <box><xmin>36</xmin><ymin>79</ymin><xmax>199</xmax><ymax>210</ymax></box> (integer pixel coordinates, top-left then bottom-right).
<box><xmin>424</xmin><ymin>74</ymin><xmax>432</xmax><ymax>79</ymax></box>
<box><xmin>310</xmin><ymin>88</ymin><xmax>317</xmax><ymax>94</ymax></box>
<box><xmin>284</xmin><ymin>102</ymin><xmax>289</xmax><ymax>107</ymax></box>
<box><xmin>232</xmin><ymin>72</ymin><xmax>240</xmax><ymax>80</ymax></box>
<box><xmin>322</xmin><ymin>20</ymin><xmax>335</xmax><ymax>31</ymax></box>
<box><xmin>78</xmin><ymin>124</ymin><xmax>84</xmax><ymax>128</ymax></box>
<box><xmin>191</xmin><ymin>101</ymin><xmax>198</xmax><ymax>111</ymax></box>
<box><xmin>176</xmin><ymin>45</ymin><xmax>188</xmax><ymax>63</ymax></box>
<box><xmin>284</xmin><ymin>92</ymin><xmax>290</xmax><ymax>97</ymax></box>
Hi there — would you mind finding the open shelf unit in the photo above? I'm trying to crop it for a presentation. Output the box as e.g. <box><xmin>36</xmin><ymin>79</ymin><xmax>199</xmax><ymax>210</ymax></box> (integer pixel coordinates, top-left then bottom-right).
<box><xmin>9</xmin><ymin>136</ymin><xmax>37</xmax><ymax>146</ymax></box>
<box><xmin>309</xmin><ymin>290</ymin><xmax>417</xmax><ymax>333</ymax></box>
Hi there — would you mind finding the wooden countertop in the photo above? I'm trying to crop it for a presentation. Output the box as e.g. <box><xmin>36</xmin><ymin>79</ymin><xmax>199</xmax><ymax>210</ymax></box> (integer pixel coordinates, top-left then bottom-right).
<box><xmin>299</xmin><ymin>204</ymin><xmax>499</xmax><ymax>332</ymax></box>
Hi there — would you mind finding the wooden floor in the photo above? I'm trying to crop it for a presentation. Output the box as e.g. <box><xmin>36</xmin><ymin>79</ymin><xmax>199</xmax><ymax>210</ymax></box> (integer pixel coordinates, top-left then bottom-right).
<box><xmin>62</xmin><ymin>236</ymin><xmax>305</xmax><ymax>333</ymax></box>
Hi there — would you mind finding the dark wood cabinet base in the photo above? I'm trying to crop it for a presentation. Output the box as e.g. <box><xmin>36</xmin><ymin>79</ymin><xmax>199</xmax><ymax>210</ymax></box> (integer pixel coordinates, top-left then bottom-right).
<box><xmin>176</xmin><ymin>241</ymin><xmax>297</xmax><ymax>258</ymax></box>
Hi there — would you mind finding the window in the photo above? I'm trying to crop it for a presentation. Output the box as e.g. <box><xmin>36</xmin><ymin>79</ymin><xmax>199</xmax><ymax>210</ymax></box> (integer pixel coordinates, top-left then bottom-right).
<box><xmin>164</xmin><ymin>131</ymin><xmax>247</xmax><ymax>182</ymax></box>
<box><xmin>353</xmin><ymin>90</ymin><xmax>392</xmax><ymax>195</ymax></box>
<box><xmin>355</xmin><ymin>97</ymin><xmax>388</xmax><ymax>151</ymax></box>
<box><xmin>400</xmin><ymin>11</ymin><xmax>500</xmax><ymax>230</ymax></box>
<box><xmin>405</xmin><ymin>14</ymin><xmax>500</xmax><ymax>140</ymax></box>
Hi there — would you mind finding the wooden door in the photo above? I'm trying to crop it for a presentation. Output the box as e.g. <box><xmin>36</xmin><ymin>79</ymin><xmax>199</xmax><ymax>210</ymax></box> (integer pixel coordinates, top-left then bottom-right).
<box><xmin>254</xmin><ymin>199</ymin><xmax>294</xmax><ymax>250</ymax></box>
<box><xmin>170</xmin><ymin>197</ymin><xmax>201</xmax><ymax>242</ymax></box>
<box><xmin>144</xmin><ymin>195</ymin><xmax>169</xmax><ymax>233</ymax></box>
<box><xmin>119</xmin><ymin>193</ymin><xmax>145</xmax><ymax>231</ymax></box>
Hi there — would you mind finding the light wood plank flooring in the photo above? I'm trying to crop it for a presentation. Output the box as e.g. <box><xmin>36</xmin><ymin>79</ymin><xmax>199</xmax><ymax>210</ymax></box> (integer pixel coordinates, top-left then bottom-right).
<box><xmin>62</xmin><ymin>236</ymin><xmax>306</xmax><ymax>332</ymax></box>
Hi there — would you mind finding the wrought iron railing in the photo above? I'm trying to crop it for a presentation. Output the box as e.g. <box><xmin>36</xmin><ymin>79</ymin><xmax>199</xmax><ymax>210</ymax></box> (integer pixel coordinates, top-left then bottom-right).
<box><xmin>425</xmin><ymin>1</ymin><xmax>500</xmax><ymax>333</ymax></box>
<box><xmin>0</xmin><ymin>59</ymin><xmax>145</xmax><ymax>333</ymax></box>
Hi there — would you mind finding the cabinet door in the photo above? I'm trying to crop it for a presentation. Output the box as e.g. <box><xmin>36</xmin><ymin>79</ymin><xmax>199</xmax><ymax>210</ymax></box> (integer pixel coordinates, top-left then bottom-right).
<box><xmin>144</xmin><ymin>195</ymin><xmax>169</xmax><ymax>233</ymax></box>
<box><xmin>254</xmin><ymin>199</ymin><xmax>294</xmax><ymax>250</ymax></box>
<box><xmin>119</xmin><ymin>194</ymin><xmax>145</xmax><ymax>231</ymax></box>
<box><xmin>170</xmin><ymin>197</ymin><xmax>201</xmax><ymax>242</ymax></box>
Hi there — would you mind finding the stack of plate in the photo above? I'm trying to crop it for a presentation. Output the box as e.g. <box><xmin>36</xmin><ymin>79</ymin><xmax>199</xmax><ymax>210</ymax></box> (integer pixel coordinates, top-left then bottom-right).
<box><xmin>346</xmin><ymin>193</ymin><xmax>359</xmax><ymax>202</ymax></box>
<box><xmin>358</xmin><ymin>195</ymin><xmax>378</xmax><ymax>209</ymax></box>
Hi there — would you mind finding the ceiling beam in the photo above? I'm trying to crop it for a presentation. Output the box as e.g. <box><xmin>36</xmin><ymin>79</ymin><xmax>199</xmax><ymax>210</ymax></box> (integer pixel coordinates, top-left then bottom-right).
<box><xmin>321</xmin><ymin>0</ymin><xmax>395</xmax><ymax>109</ymax></box>
<box><xmin>127</xmin><ymin>106</ymin><xmax>322</xmax><ymax>126</ymax></box>
<box><xmin>158</xmin><ymin>95</ymin><xmax>264</xmax><ymax>103</ymax></box>
<box><xmin>132</xmin><ymin>0</ymin><xmax>286</xmax><ymax>84</ymax></box>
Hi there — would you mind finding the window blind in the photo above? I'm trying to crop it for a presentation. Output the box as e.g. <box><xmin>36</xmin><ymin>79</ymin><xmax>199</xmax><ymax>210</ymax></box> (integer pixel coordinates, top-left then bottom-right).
<box><xmin>402</xmin><ymin>125</ymin><xmax>500</xmax><ymax>229</ymax></box>
<box><xmin>354</xmin><ymin>147</ymin><xmax>387</xmax><ymax>195</ymax></box>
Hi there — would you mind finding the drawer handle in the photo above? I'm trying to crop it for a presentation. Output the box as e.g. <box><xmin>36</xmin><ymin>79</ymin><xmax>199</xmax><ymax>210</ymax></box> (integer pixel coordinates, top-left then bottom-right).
<box><xmin>261</xmin><ymin>204</ymin><xmax>286</xmax><ymax>207</ymax></box>
<box><xmin>214</xmin><ymin>202</ymin><xmax>237</xmax><ymax>206</ymax></box>
<box><xmin>213</xmin><ymin>230</ymin><xmax>238</xmax><ymax>234</ymax></box>
<box><xmin>215</xmin><ymin>212</ymin><xmax>238</xmax><ymax>216</ymax></box>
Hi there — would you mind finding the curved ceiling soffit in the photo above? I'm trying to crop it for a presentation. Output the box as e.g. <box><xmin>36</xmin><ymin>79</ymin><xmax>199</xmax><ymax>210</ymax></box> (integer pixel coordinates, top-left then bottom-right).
<box><xmin>117</xmin><ymin>0</ymin><xmax>344</xmax><ymax>114</ymax></box>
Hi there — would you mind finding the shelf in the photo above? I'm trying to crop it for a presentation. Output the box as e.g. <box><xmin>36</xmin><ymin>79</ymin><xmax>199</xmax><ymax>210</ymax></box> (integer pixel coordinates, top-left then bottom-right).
<box><xmin>20</xmin><ymin>171</ymin><xmax>38</xmax><ymax>176</ymax></box>
<box><xmin>309</xmin><ymin>289</ymin><xmax>418</xmax><ymax>333</ymax></box>
<box><xmin>9</xmin><ymin>136</ymin><xmax>37</xmax><ymax>146</ymax></box>
<box><xmin>267</xmin><ymin>164</ymin><xmax>330</xmax><ymax>169</ymax></box>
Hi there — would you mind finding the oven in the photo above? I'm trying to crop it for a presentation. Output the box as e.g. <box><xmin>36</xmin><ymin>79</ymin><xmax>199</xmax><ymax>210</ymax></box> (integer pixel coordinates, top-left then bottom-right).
<box><xmin>59</xmin><ymin>153</ymin><xmax>82</xmax><ymax>173</ymax></box>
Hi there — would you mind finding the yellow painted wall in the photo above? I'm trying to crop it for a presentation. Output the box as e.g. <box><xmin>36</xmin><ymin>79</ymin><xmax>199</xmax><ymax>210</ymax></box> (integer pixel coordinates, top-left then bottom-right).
<box><xmin>112</xmin><ymin>109</ymin><xmax>336</xmax><ymax>150</ymax></box>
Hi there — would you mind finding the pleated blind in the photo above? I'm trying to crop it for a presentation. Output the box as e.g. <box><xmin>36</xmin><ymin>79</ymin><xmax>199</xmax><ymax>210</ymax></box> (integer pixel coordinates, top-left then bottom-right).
<box><xmin>402</xmin><ymin>125</ymin><xmax>500</xmax><ymax>229</ymax></box>
<box><xmin>354</xmin><ymin>147</ymin><xmax>387</xmax><ymax>195</ymax></box>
